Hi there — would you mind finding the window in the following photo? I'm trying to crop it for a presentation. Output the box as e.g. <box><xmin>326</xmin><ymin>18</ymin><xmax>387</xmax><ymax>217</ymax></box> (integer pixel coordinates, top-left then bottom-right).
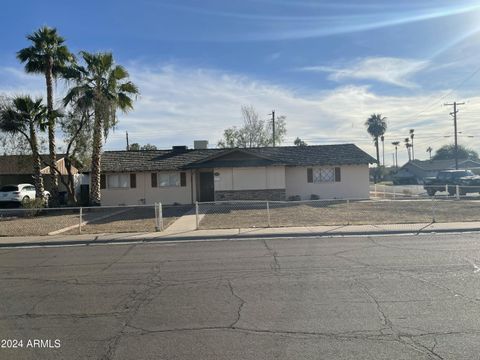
<box><xmin>307</xmin><ymin>167</ymin><xmax>341</xmax><ymax>183</ymax></box>
<box><xmin>159</xmin><ymin>173</ymin><xmax>180</xmax><ymax>187</ymax></box>
<box><xmin>130</xmin><ymin>173</ymin><xmax>136</xmax><ymax>188</ymax></box>
<box><xmin>107</xmin><ymin>174</ymin><xmax>129</xmax><ymax>188</ymax></box>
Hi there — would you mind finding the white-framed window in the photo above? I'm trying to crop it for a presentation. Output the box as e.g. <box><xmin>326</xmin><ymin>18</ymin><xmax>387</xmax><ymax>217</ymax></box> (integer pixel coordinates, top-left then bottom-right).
<box><xmin>313</xmin><ymin>168</ymin><xmax>335</xmax><ymax>183</ymax></box>
<box><xmin>158</xmin><ymin>173</ymin><xmax>180</xmax><ymax>187</ymax></box>
<box><xmin>307</xmin><ymin>167</ymin><xmax>341</xmax><ymax>183</ymax></box>
<box><xmin>107</xmin><ymin>174</ymin><xmax>129</xmax><ymax>188</ymax></box>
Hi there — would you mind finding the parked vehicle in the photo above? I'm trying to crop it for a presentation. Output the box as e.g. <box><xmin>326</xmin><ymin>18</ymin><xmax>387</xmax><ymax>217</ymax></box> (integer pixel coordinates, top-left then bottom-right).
<box><xmin>423</xmin><ymin>170</ymin><xmax>480</xmax><ymax>196</ymax></box>
<box><xmin>0</xmin><ymin>184</ymin><xmax>50</xmax><ymax>205</ymax></box>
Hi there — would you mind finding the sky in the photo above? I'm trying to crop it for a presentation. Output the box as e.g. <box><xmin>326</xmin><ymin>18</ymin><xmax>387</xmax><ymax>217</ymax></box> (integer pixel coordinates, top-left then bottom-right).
<box><xmin>2</xmin><ymin>0</ymin><xmax>480</xmax><ymax>165</ymax></box>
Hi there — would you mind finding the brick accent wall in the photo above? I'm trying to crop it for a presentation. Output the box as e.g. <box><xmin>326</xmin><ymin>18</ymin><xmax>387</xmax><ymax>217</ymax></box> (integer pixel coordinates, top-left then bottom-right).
<box><xmin>215</xmin><ymin>189</ymin><xmax>286</xmax><ymax>201</ymax></box>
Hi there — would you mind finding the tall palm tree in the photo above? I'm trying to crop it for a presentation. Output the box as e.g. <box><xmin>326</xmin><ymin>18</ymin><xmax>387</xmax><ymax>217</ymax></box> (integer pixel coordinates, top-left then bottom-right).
<box><xmin>17</xmin><ymin>26</ymin><xmax>75</xmax><ymax>202</ymax></box>
<box><xmin>426</xmin><ymin>146</ymin><xmax>433</xmax><ymax>160</ymax></box>
<box><xmin>391</xmin><ymin>141</ymin><xmax>400</xmax><ymax>168</ymax></box>
<box><xmin>365</xmin><ymin>114</ymin><xmax>387</xmax><ymax>166</ymax></box>
<box><xmin>404</xmin><ymin>138</ymin><xmax>411</xmax><ymax>161</ymax></box>
<box><xmin>0</xmin><ymin>96</ymin><xmax>47</xmax><ymax>199</ymax></box>
<box><xmin>64</xmin><ymin>51</ymin><xmax>138</xmax><ymax>205</ymax></box>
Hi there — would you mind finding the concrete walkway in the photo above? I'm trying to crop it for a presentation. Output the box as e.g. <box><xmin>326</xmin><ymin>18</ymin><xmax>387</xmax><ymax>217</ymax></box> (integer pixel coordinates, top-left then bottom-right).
<box><xmin>2</xmin><ymin>220</ymin><xmax>480</xmax><ymax>247</ymax></box>
<box><xmin>161</xmin><ymin>208</ymin><xmax>204</xmax><ymax>234</ymax></box>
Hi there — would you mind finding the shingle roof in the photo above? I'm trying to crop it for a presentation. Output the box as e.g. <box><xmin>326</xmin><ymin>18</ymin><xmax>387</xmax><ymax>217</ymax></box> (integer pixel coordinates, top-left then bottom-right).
<box><xmin>0</xmin><ymin>154</ymin><xmax>65</xmax><ymax>175</ymax></box>
<box><xmin>100</xmin><ymin>144</ymin><xmax>375</xmax><ymax>172</ymax></box>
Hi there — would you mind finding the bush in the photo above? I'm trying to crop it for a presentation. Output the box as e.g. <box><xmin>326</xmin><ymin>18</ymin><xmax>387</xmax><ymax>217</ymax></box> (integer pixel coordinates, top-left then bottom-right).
<box><xmin>288</xmin><ymin>195</ymin><xmax>301</xmax><ymax>201</ymax></box>
<box><xmin>310</xmin><ymin>194</ymin><xmax>320</xmax><ymax>200</ymax></box>
<box><xmin>22</xmin><ymin>198</ymin><xmax>46</xmax><ymax>217</ymax></box>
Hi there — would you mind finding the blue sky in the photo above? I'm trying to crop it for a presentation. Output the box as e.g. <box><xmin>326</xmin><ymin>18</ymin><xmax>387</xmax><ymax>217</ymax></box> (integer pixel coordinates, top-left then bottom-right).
<box><xmin>2</xmin><ymin>0</ymin><xmax>480</xmax><ymax>164</ymax></box>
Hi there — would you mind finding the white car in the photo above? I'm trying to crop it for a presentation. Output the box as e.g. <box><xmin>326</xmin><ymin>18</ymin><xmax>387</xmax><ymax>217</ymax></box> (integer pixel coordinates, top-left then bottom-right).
<box><xmin>0</xmin><ymin>184</ymin><xmax>50</xmax><ymax>204</ymax></box>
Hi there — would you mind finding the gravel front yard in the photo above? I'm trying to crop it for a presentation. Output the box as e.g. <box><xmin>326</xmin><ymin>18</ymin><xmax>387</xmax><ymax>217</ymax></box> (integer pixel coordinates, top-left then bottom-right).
<box><xmin>198</xmin><ymin>199</ymin><xmax>480</xmax><ymax>229</ymax></box>
<box><xmin>0</xmin><ymin>205</ymin><xmax>192</xmax><ymax>237</ymax></box>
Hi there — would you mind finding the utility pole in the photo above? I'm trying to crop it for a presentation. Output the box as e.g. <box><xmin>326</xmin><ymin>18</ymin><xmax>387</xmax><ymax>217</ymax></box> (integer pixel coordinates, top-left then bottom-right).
<box><xmin>270</xmin><ymin>110</ymin><xmax>276</xmax><ymax>147</ymax></box>
<box><xmin>381</xmin><ymin>135</ymin><xmax>385</xmax><ymax>166</ymax></box>
<box><xmin>444</xmin><ymin>101</ymin><xmax>465</xmax><ymax>170</ymax></box>
<box><xmin>126</xmin><ymin>131</ymin><xmax>129</xmax><ymax>151</ymax></box>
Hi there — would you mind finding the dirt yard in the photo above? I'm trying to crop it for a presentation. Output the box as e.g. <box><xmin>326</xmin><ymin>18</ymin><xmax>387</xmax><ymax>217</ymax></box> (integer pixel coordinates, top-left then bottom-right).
<box><xmin>0</xmin><ymin>205</ymin><xmax>192</xmax><ymax>237</ymax></box>
<box><xmin>198</xmin><ymin>199</ymin><xmax>480</xmax><ymax>229</ymax></box>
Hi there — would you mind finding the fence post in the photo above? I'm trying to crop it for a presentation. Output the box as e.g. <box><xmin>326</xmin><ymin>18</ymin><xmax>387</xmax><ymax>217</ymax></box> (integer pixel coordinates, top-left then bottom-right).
<box><xmin>266</xmin><ymin>201</ymin><xmax>271</xmax><ymax>227</ymax></box>
<box><xmin>445</xmin><ymin>184</ymin><xmax>448</xmax><ymax>196</ymax></box>
<box><xmin>346</xmin><ymin>199</ymin><xmax>350</xmax><ymax>225</ymax></box>
<box><xmin>154</xmin><ymin>202</ymin><xmax>159</xmax><ymax>231</ymax></box>
<box><xmin>79</xmin><ymin>207</ymin><xmax>83</xmax><ymax>234</ymax></box>
<box><xmin>159</xmin><ymin>202</ymin><xmax>164</xmax><ymax>231</ymax></box>
<box><xmin>456</xmin><ymin>185</ymin><xmax>460</xmax><ymax>200</ymax></box>
<box><xmin>431</xmin><ymin>196</ymin><xmax>436</xmax><ymax>223</ymax></box>
<box><xmin>195</xmin><ymin>201</ymin><xmax>199</xmax><ymax>230</ymax></box>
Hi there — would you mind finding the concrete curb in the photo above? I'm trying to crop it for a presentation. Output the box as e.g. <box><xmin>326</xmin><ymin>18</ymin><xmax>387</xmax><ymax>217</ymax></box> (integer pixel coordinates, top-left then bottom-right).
<box><xmin>2</xmin><ymin>227</ymin><xmax>480</xmax><ymax>248</ymax></box>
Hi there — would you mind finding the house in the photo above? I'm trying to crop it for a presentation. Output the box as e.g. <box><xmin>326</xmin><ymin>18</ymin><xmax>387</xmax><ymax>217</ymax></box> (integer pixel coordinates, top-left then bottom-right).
<box><xmin>0</xmin><ymin>154</ymin><xmax>80</xmax><ymax>192</ymax></box>
<box><xmin>99</xmin><ymin>143</ymin><xmax>375</xmax><ymax>205</ymax></box>
<box><xmin>394</xmin><ymin>159</ymin><xmax>480</xmax><ymax>184</ymax></box>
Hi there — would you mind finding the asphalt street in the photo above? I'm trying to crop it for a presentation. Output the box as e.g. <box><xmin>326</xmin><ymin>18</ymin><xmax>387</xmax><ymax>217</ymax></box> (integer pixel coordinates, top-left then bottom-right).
<box><xmin>2</xmin><ymin>234</ymin><xmax>480</xmax><ymax>359</ymax></box>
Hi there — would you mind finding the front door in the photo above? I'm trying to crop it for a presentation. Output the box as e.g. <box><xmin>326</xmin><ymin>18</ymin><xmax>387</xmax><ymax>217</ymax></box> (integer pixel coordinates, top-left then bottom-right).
<box><xmin>199</xmin><ymin>172</ymin><xmax>214</xmax><ymax>202</ymax></box>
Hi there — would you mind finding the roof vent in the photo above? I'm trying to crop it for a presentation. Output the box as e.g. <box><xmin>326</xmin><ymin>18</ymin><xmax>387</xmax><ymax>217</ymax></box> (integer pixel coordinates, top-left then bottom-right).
<box><xmin>172</xmin><ymin>145</ymin><xmax>188</xmax><ymax>152</ymax></box>
<box><xmin>194</xmin><ymin>140</ymin><xmax>208</xmax><ymax>150</ymax></box>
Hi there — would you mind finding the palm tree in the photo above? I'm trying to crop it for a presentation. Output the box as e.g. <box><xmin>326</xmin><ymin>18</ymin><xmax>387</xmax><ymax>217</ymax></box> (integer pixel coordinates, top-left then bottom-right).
<box><xmin>391</xmin><ymin>141</ymin><xmax>400</xmax><ymax>168</ymax></box>
<box><xmin>409</xmin><ymin>129</ymin><xmax>415</xmax><ymax>160</ymax></box>
<box><xmin>64</xmin><ymin>51</ymin><xmax>138</xmax><ymax>205</ymax></box>
<box><xmin>0</xmin><ymin>96</ymin><xmax>47</xmax><ymax>199</ymax></box>
<box><xmin>404</xmin><ymin>138</ymin><xmax>412</xmax><ymax>161</ymax></box>
<box><xmin>365</xmin><ymin>114</ymin><xmax>387</xmax><ymax>167</ymax></box>
<box><xmin>426</xmin><ymin>146</ymin><xmax>433</xmax><ymax>160</ymax></box>
<box><xmin>17</xmin><ymin>26</ymin><xmax>75</xmax><ymax>202</ymax></box>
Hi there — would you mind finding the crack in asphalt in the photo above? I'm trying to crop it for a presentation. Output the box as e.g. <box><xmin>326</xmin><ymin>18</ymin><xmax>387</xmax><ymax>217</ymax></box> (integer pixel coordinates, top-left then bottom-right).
<box><xmin>99</xmin><ymin>244</ymin><xmax>137</xmax><ymax>273</ymax></box>
<box><xmin>101</xmin><ymin>263</ymin><xmax>166</xmax><ymax>360</ymax></box>
<box><xmin>227</xmin><ymin>280</ymin><xmax>246</xmax><ymax>328</ymax></box>
<box><xmin>263</xmin><ymin>240</ymin><xmax>280</xmax><ymax>272</ymax></box>
<box><xmin>355</xmin><ymin>279</ymin><xmax>444</xmax><ymax>359</ymax></box>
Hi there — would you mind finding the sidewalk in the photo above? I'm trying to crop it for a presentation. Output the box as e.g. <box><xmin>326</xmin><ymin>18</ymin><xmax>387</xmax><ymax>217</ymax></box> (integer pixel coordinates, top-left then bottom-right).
<box><xmin>2</xmin><ymin>221</ymin><xmax>480</xmax><ymax>247</ymax></box>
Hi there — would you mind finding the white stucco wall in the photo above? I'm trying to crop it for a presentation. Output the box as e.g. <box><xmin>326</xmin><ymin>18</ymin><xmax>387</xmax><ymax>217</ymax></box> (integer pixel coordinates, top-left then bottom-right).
<box><xmin>285</xmin><ymin>165</ymin><xmax>369</xmax><ymax>200</ymax></box>
<box><xmin>100</xmin><ymin>171</ymin><xmax>195</xmax><ymax>206</ymax></box>
<box><xmin>214</xmin><ymin>166</ymin><xmax>286</xmax><ymax>191</ymax></box>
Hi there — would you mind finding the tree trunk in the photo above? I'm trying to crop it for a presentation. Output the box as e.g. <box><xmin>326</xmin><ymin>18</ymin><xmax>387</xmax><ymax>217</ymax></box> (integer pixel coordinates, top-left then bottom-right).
<box><xmin>45</xmin><ymin>60</ymin><xmax>59</xmax><ymax>204</ymax></box>
<box><xmin>29</xmin><ymin>121</ymin><xmax>44</xmax><ymax>200</ymax></box>
<box><xmin>89</xmin><ymin>108</ymin><xmax>103</xmax><ymax>206</ymax></box>
<box><xmin>374</xmin><ymin>137</ymin><xmax>380</xmax><ymax>183</ymax></box>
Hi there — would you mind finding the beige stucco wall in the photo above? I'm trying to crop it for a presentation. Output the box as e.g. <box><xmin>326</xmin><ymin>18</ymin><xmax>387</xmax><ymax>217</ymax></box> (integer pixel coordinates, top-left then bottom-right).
<box><xmin>100</xmin><ymin>171</ymin><xmax>195</xmax><ymax>206</ymax></box>
<box><xmin>285</xmin><ymin>165</ymin><xmax>369</xmax><ymax>200</ymax></box>
<box><xmin>214</xmin><ymin>166</ymin><xmax>286</xmax><ymax>191</ymax></box>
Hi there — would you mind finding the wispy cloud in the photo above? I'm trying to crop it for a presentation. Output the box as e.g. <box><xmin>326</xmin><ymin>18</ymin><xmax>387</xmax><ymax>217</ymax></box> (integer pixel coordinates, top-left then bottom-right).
<box><xmin>1</xmin><ymin>63</ymin><xmax>480</xmax><ymax>165</ymax></box>
<box><xmin>300</xmin><ymin>57</ymin><xmax>428</xmax><ymax>88</ymax></box>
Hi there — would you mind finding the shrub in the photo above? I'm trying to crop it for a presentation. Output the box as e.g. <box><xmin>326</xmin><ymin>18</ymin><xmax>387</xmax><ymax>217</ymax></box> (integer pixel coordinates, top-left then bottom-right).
<box><xmin>310</xmin><ymin>194</ymin><xmax>320</xmax><ymax>200</ymax></box>
<box><xmin>288</xmin><ymin>195</ymin><xmax>301</xmax><ymax>201</ymax></box>
<box><xmin>21</xmin><ymin>198</ymin><xmax>46</xmax><ymax>217</ymax></box>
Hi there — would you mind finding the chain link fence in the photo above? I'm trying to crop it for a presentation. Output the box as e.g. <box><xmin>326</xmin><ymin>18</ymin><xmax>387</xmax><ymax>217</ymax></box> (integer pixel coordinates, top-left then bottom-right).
<box><xmin>196</xmin><ymin>195</ymin><xmax>480</xmax><ymax>230</ymax></box>
<box><xmin>0</xmin><ymin>204</ymin><xmax>192</xmax><ymax>237</ymax></box>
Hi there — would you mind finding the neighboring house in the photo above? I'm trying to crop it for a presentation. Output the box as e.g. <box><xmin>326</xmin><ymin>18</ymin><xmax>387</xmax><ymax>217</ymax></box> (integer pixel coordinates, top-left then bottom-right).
<box><xmin>0</xmin><ymin>154</ymin><xmax>80</xmax><ymax>192</ymax></box>
<box><xmin>99</xmin><ymin>143</ymin><xmax>375</xmax><ymax>205</ymax></box>
<box><xmin>394</xmin><ymin>159</ymin><xmax>480</xmax><ymax>184</ymax></box>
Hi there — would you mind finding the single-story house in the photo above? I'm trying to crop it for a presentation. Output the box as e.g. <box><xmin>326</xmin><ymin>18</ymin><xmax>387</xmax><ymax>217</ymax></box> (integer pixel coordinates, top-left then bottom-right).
<box><xmin>394</xmin><ymin>159</ymin><xmax>480</xmax><ymax>184</ymax></box>
<box><xmin>0</xmin><ymin>154</ymin><xmax>80</xmax><ymax>192</ymax></box>
<box><xmin>99</xmin><ymin>143</ymin><xmax>375</xmax><ymax>205</ymax></box>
